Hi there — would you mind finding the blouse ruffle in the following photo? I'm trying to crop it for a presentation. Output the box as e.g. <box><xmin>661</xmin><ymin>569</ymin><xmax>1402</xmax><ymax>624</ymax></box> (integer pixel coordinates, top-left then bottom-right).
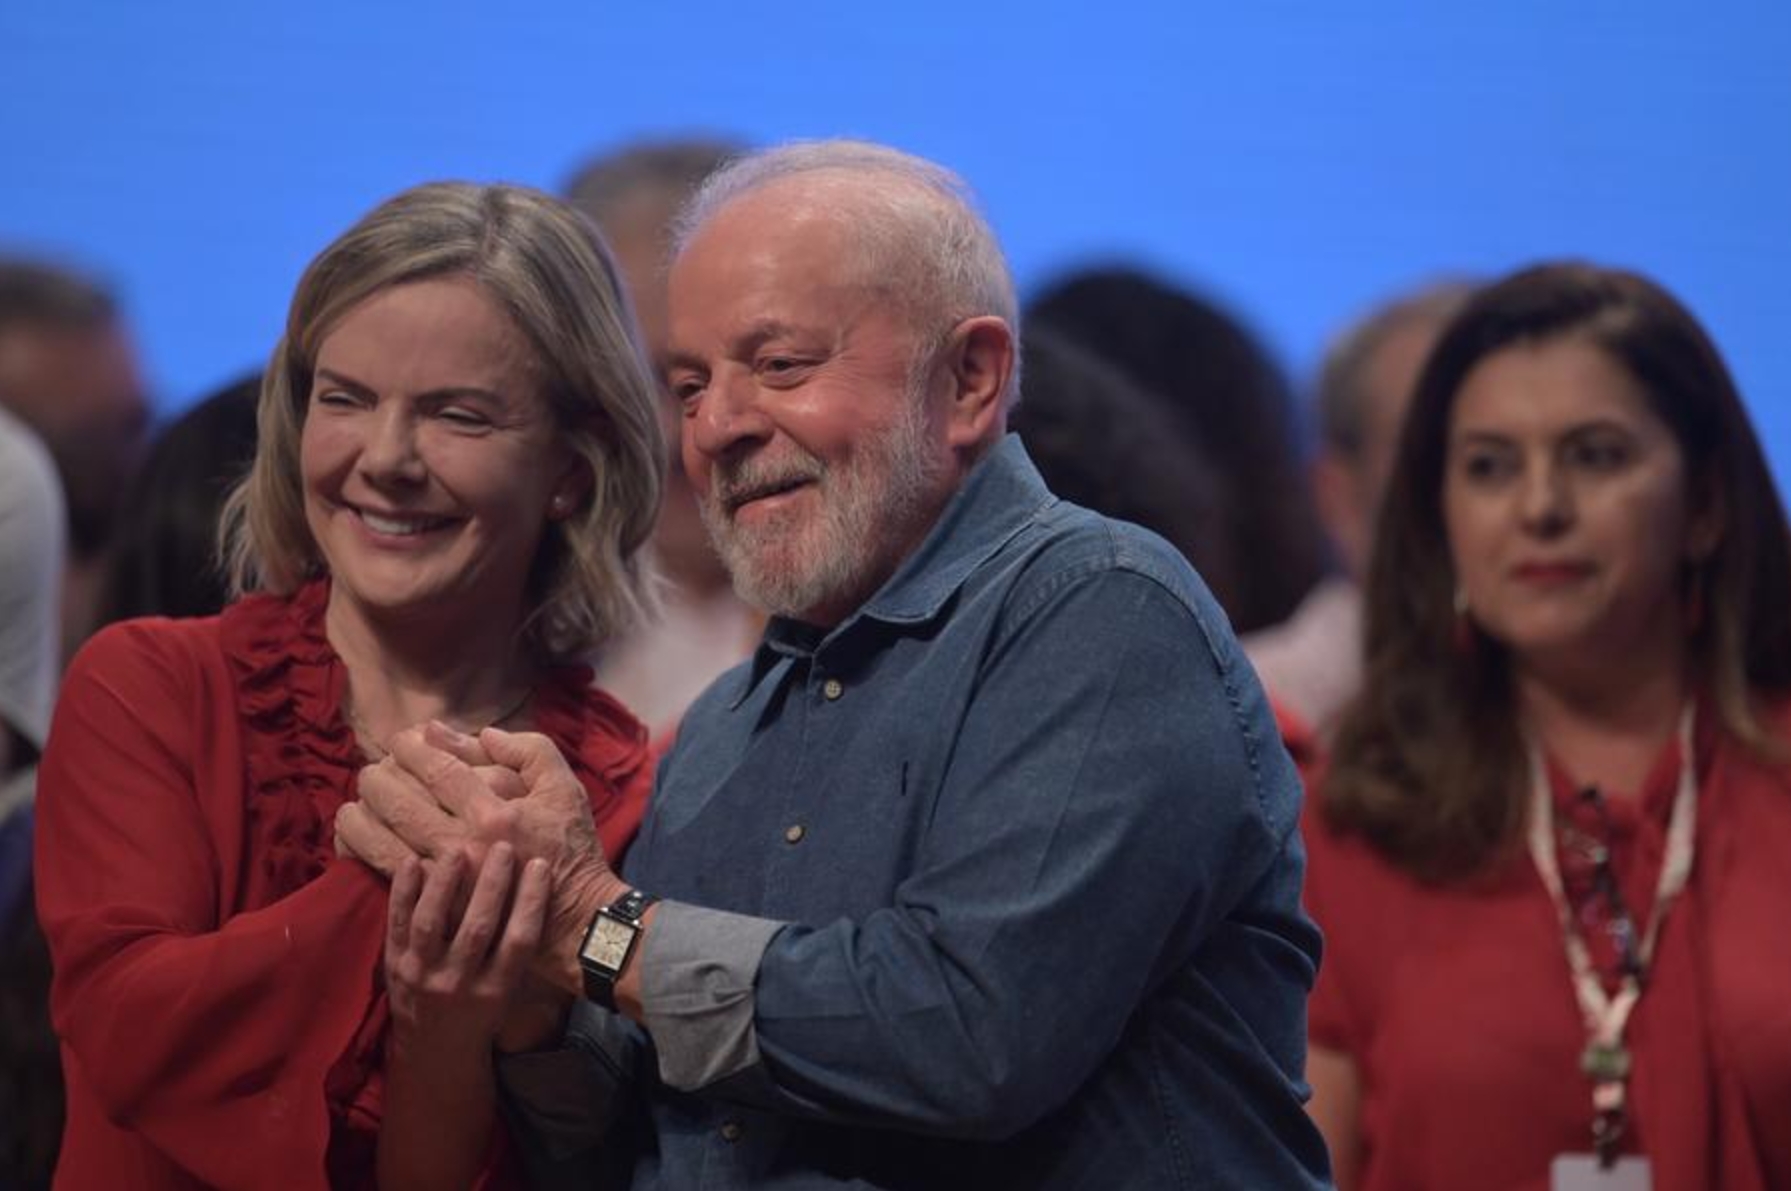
<box><xmin>214</xmin><ymin>578</ymin><xmax>652</xmax><ymax>1182</ymax></box>
<box><xmin>218</xmin><ymin>579</ymin><xmax>650</xmax><ymax>902</ymax></box>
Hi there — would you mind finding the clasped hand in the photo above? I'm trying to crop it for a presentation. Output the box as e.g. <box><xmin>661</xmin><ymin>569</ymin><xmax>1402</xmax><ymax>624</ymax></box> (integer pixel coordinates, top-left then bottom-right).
<box><xmin>336</xmin><ymin>724</ymin><xmax>625</xmax><ymax>1045</ymax></box>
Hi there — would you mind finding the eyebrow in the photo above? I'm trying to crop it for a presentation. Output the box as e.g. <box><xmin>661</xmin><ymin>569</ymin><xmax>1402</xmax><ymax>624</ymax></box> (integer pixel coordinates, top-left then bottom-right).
<box><xmin>313</xmin><ymin>367</ymin><xmax>510</xmax><ymax>405</ymax></box>
<box><xmin>1451</xmin><ymin>417</ymin><xmax>1637</xmax><ymax>441</ymax></box>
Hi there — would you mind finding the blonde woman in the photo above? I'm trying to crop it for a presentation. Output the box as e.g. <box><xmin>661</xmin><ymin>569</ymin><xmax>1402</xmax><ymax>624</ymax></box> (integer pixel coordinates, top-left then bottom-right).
<box><xmin>36</xmin><ymin>181</ymin><xmax>665</xmax><ymax>1190</ymax></box>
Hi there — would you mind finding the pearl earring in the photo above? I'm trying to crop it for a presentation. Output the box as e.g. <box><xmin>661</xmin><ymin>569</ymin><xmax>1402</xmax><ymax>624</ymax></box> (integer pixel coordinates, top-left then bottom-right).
<box><xmin>1452</xmin><ymin>585</ymin><xmax>1474</xmax><ymax>655</ymax></box>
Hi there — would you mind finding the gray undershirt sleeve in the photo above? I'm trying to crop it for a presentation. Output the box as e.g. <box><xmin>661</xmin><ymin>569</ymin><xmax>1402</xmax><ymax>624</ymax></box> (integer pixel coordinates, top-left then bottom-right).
<box><xmin>639</xmin><ymin>901</ymin><xmax>786</xmax><ymax>1091</ymax></box>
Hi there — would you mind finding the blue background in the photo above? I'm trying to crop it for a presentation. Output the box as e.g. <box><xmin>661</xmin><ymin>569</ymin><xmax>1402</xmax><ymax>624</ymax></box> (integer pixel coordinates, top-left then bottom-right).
<box><xmin>4</xmin><ymin>1</ymin><xmax>1787</xmax><ymax>479</ymax></box>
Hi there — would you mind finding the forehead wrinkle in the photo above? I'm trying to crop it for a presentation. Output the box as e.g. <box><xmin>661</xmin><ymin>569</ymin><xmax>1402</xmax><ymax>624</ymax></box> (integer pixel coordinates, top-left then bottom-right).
<box><xmin>691</xmin><ymin>176</ymin><xmax>915</xmax><ymax>300</ymax></box>
<box><xmin>317</xmin><ymin>279</ymin><xmax>544</xmax><ymax>400</ymax></box>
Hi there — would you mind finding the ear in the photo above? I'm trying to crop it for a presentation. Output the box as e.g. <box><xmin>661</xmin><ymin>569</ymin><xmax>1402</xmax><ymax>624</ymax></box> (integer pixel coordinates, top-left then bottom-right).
<box><xmin>937</xmin><ymin>316</ymin><xmax>1015</xmax><ymax>453</ymax></box>
<box><xmin>1684</xmin><ymin>488</ymin><xmax>1725</xmax><ymax>563</ymax></box>
<box><xmin>1675</xmin><ymin>461</ymin><xmax>1724</xmax><ymax>562</ymax></box>
<box><xmin>1312</xmin><ymin>453</ymin><xmax>1371</xmax><ymax>581</ymax></box>
<box><xmin>547</xmin><ymin>451</ymin><xmax>594</xmax><ymax>522</ymax></box>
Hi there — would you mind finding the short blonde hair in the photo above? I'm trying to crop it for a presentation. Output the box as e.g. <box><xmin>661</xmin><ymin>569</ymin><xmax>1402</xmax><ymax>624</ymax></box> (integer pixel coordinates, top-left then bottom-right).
<box><xmin>220</xmin><ymin>181</ymin><xmax>665</xmax><ymax>661</ymax></box>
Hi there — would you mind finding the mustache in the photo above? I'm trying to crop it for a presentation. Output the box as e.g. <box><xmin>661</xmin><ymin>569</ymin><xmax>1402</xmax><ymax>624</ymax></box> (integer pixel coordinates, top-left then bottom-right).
<box><xmin>709</xmin><ymin>454</ymin><xmax>826</xmax><ymax>511</ymax></box>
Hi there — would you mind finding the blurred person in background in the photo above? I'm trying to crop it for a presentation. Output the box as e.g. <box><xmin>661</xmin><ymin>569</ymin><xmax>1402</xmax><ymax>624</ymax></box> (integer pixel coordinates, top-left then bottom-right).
<box><xmin>1012</xmin><ymin>325</ymin><xmax>1238</xmax><ymax>604</ymax></box>
<box><xmin>1016</xmin><ymin>324</ymin><xmax>1321</xmax><ymax>780</ymax></box>
<box><xmin>33</xmin><ymin>181</ymin><xmax>666</xmax><ymax>1190</ymax></box>
<box><xmin>565</xmin><ymin>137</ymin><xmax>762</xmax><ymax>737</ymax></box>
<box><xmin>1245</xmin><ymin>280</ymin><xmax>1472</xmax><ymax>738</ymax></box>
<box><xmin>99</xmin><ymin>373</ymin><xmax>261</xmax><ymax>624</ymax></box>
<box><xmin>1027</xmin><ymin>265</ymin><xmax>1329</xmax><ymax>634</ymax></box>
<box><xmin>0</xmin><ymin>407</ymin><xmax>65</xmax><ymax>1191</ymax></box>
<box><xmin>0</xmin><ymin>260</ymin><xmax>149</xmax><ymax>661</ymax></box>
<box><xmin>1305</xmin><ymin>262</ymin><xmax>1791</xmax><ymax>1190</ymax></box>
<box><xmin>1</xmin><ymin>372</ymin><xmax>262</xmax><ymax>1190</ymax></box>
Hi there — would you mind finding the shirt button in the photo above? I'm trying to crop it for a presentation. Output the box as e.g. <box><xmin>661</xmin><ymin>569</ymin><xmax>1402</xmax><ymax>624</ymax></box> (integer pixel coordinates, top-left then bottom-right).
<box><xmin>822</xmin><ymin>678</ymin><xmax>844</xmax><ymax>701</ymax></box>
<box><xmin>784</xmin><ymin>824</ymin><xmax>806</xmax><ymax>844</ymax></box>
<box><xmin>720</xmin><ymin>1120</ymin><xmax>744</xmax><ymax>1143</ymax></box>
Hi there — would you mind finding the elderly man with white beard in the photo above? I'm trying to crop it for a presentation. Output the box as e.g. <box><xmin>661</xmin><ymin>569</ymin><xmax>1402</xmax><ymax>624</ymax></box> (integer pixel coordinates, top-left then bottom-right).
<box><xmin>338</xmin><ymin>140</ymin><xmax>1333</xmax><ymax>1191</ymax></box>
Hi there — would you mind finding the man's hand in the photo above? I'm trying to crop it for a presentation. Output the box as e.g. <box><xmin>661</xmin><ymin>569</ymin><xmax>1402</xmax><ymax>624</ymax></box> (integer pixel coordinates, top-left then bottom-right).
<box><xmin>334</xmin><ymin>726</ymin><xmax>538</xmax><ymax>872</ymax></box>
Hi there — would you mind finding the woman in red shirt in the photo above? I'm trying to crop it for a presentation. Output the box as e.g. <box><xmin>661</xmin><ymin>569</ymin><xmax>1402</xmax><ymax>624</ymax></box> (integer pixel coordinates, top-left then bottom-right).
<box><xmin>1305</xmin><ymin>263</ymin><xmax>1791</xmax><ymax>1190</ymax></box>
<box><xmin>34</xmin><ymin>182</ymin><xmax>666</xmax><ymax>1189</ymax></box>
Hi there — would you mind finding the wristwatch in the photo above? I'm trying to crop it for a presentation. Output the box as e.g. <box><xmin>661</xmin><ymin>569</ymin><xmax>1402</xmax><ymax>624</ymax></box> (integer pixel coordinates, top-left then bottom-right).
<box><xmin>578</xmin><ymin>888</ymin><xmax>658</xmax><ymax>1011</ymax></box>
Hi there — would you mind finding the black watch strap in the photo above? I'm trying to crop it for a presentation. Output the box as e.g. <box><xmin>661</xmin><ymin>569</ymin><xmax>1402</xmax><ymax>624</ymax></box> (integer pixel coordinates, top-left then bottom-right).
<box><xmin>608</xmin><ymin>888</ymin><xmax>657</xmax><ymax>925</ymax></box>
<box><xmin>578</xmin><ymin>889</ymin><xmax>659</xmax><ymax>1010</ymax></box>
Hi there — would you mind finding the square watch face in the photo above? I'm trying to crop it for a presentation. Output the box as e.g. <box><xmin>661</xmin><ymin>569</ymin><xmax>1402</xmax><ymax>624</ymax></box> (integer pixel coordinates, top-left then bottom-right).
<box><xmin>581</xmin><ymin>915</ymin><xmax>636</xmax><ymax>972</ymax></box>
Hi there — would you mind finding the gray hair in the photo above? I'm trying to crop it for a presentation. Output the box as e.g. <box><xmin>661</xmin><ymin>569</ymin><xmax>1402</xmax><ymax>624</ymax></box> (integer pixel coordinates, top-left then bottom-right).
<box><xmin>565</xmin><ymin>137</ymin><xmax>743</xmax><ymax>231</ymax></box>
<box><xmin>671</xmin><ymin>139</ymin><xmax>1022</xmax><ymax>406</ymax></box>
<box><xmin>219</xmin><ymin>181</ymin><xmax>666</xmax><ymax>661</ymax></box>
<box><xmin>1315</xmin><ymin>278</ymin><xmax>1476</xmax><ymax>457</ymax></box>
<box><xmin>0</xmin><ymin>258</ymin><xmax>117</xmax><ymax>335</ymax></box>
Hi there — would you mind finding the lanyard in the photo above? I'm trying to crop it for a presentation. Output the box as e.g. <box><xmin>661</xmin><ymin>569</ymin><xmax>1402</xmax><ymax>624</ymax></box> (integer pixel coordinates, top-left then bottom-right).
<box><xmin>1525</xmin><ymin>703</ymin><xmax>1698</xmax><ymax>1168</ymax></box>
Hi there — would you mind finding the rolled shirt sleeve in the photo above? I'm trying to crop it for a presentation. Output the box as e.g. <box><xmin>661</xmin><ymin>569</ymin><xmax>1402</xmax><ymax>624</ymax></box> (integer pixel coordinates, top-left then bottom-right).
<box><xmin>524</xmin><ymin>437</ymin><xmax>1330</xmax><ymax>1187</ymax></box>
<box><xmin>498</xmin><ymin>906</ymin><xmax>783</xmax><ymax>1143</ymax></box>
<box><xmin>638</xmin><ymin>903</ymin><xmax>785</xmax><ymax>1090</ymax></box>
<box><xmin>627</xmin><ymin>560</ymin><xmax>1299</xmax><ymax>1139</ymax></box>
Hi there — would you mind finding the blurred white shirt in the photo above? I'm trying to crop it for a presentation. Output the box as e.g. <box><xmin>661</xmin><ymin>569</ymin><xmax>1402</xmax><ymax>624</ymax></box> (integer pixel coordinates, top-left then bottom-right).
<box><xmin>1242</xmin><ymin>576</ymin><xmax>1361</xmax><ymax>742</ymax></box>
<box><xmin>0</xmin><ymin>406</ymin><xmax>64</xmax><ymax>755</ymax></box>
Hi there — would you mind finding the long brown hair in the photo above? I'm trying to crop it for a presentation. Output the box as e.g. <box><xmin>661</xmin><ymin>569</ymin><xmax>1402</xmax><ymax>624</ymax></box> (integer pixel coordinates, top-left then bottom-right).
<box><xmin>1325</xmin><ymin>262</ymin><xmax>1791</xmax><ymax>881</ymax></box>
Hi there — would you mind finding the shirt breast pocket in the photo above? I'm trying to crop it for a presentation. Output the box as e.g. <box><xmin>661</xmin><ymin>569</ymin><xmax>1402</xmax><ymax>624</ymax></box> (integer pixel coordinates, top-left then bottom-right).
<box><xmin>754</xmin><ymin>754</ymin><xmax>938</xmax><ymax>924</ymax></box>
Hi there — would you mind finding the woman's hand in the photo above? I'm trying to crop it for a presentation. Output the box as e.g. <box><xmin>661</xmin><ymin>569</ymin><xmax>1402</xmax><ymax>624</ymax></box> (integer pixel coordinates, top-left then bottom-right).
<box><xmin>379</xmin><ymin>844</ymin><xmax>550</xmax><ymax>1190</ymax></box>
<box><xmin>385</xmin><ymin>842</ymin><xmax>550</xmax><ymax>1050</ymax></box>
<box><xmin>1306</xmin><ymin>1044</ymin><xmax>1363</xmax><ymax>1191</ymax></box>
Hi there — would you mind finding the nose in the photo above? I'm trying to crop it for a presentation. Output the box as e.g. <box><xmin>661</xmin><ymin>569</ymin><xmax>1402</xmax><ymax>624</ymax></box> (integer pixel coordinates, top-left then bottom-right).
<box><xmin>358</xmin><ymin>403</ymin><xmax>426</xmax><ymax>487</ymax></box>
<box><xmin>686</xmin><ymin>367</ymin><xmax>772</xmax><ymax>465</ymax></box>
<box><xmin>1518</xmin><ymin>456</ymin><xmax>1572</xmax><ymax>535</ymax></box>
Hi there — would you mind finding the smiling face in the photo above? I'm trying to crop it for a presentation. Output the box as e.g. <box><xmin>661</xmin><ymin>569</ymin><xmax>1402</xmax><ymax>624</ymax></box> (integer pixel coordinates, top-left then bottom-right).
<box><xmin>299</xmin><ymin>276</ymin><xmax>582</xmax><ymax>632</ymax></box>
<box><xmin>665</xmin><ymin>183</ymin><xmax>958</xmax><ymax>626</ymax></box>
<box><xmin>1443</xmin><ymin>336</ymin><xmax>1717</xmax><ymax>676</ymax></box>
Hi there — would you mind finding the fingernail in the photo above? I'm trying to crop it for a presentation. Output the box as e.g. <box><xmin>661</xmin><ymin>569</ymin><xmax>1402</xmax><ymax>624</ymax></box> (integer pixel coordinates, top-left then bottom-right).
<box><xmin>429</xmin><ymin>718</ymin><xmax>472</xmax><ymax>744</ymax></box>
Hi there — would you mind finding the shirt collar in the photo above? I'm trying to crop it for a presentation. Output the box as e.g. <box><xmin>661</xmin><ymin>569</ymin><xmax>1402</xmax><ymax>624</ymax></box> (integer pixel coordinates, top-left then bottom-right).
<box><xmin>727</xmin><ymin>434</ymin><xmax>1055</xmax><ymax>707</ymax></box>
<box><xmin>851</xmin><ymin>433</ymin><xmax>1054</xmax><ymax>626</ymax></box>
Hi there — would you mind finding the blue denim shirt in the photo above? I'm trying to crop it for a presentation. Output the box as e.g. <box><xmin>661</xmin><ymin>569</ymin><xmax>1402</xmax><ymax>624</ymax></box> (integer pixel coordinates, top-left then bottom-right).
<box><xmin>501</xmin><ymin>435</ymin><xmax>1332</xmax><ymax>1189</ymax></box>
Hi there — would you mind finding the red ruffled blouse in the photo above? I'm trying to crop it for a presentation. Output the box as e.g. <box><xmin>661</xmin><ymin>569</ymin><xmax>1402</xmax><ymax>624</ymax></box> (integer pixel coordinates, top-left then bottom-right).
<box><xmin>34</xmin><ymin>581</ymin><xmax>654</xmax><ymax>1190</ymax></box>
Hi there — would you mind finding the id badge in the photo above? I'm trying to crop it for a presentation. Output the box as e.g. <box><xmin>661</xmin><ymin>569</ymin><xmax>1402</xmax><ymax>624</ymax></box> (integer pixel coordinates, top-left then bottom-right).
<box><xmin>1550</xmin><ymin>1154</ymin><xmax>1651</xmax><ymax>1190</ymax></box>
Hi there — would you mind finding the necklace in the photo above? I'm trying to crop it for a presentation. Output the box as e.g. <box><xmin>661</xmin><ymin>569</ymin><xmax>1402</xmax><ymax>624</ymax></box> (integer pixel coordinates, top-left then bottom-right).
<box><xmin>344</xmin><ymin>685</ymin><xmax>536</xmax><ymax>761</ymax></box>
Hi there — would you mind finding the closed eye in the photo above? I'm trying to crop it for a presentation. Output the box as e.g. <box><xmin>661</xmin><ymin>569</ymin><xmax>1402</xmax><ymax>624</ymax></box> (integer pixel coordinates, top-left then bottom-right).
<box><xmin>311</xmin><ymin>387</ymin><xmax>365</xmax><ymax>410</ymax></box>
<box><xmin>437</xmin><ymin>406</ymin><xmax>493</xmax><ymax>431</ymax></box>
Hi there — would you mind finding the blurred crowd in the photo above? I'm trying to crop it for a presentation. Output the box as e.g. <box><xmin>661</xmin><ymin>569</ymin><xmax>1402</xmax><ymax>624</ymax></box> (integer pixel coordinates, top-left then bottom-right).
<box><xmin>3</xmin><ymin>135</ymin><xmax>1787</xmax><ymax>1191</ymax></box>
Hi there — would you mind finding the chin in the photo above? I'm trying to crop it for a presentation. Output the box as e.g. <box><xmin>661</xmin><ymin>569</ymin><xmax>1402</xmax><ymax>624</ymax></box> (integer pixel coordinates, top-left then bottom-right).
<box><xmin>1496</xmin><ymin>620</ymin><xmax>1616</xmax><ymax>666</ymax></box>
<box><xmin>332</xmin><ymin>568</ymin><xmax>459</xmax><ymax>616</ymax></box>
